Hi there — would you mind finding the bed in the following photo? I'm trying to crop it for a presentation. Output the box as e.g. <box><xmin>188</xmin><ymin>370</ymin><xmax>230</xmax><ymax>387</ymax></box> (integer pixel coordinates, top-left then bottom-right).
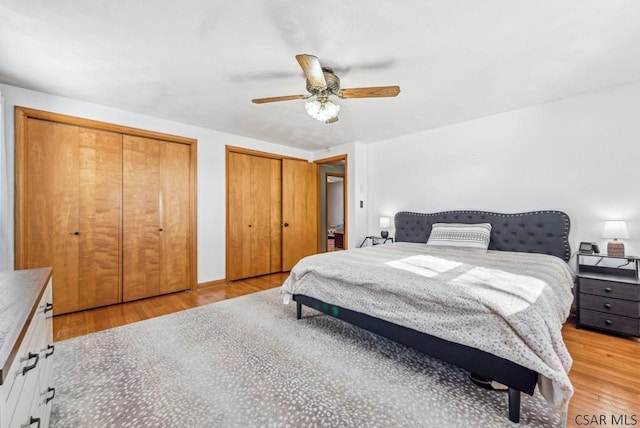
<box><xmin>281</xmin><ymin>210</ymin><xmax>574</xmax><ymax>423</ymax></box>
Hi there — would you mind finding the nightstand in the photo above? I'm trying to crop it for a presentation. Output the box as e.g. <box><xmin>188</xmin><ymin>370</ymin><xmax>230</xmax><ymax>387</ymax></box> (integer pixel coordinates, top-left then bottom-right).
<box><xmin>576</xmin><ymin>253</ymin><xmax>640</xmax><ymax>337</ymax></box>
<box><xmin>358</xmin><ymin>236</ymin><xmax>394</xmax><ymax>248</ymax></box>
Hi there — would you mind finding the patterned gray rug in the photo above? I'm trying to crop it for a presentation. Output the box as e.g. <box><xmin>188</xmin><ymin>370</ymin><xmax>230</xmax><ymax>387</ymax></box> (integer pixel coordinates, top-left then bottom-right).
<box><xmin>51</xmin><ymin>288</ymin><xmax>565</xmax><ymax>427</ymax></box>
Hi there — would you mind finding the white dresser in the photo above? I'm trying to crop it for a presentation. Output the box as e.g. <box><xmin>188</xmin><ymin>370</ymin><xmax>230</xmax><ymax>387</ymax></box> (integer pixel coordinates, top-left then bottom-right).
<box><xmin>0</xmin><ymin>268</ymin><xmax>54</xmax><ymax>428</ymax></box>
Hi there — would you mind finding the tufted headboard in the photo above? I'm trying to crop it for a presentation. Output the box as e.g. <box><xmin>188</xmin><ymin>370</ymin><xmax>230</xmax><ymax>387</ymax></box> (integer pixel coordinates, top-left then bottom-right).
<box><xmin>394</xmin><ymin>210</ymin><xmax>571</xmax><ymax>262</ymax></box>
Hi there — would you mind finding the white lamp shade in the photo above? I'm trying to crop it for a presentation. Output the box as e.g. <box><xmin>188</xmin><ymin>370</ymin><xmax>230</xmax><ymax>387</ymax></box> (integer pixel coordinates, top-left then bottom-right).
<box><xmin>602</xmin><ymin>221</ymin><xmax>630</xmax><ymax>239</ymax></box>
<box><xmin>379</xmin><ymin>216</ymin><xmax>390</xmax><ymax>229</ymax></box>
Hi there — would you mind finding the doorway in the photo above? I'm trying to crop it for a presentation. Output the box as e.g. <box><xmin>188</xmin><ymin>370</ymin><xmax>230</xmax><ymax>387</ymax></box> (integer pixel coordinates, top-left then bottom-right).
<box><xmin>316</xmin><ymin>156</ymin><xmax>347</xmax><ymax>252</ymax></box>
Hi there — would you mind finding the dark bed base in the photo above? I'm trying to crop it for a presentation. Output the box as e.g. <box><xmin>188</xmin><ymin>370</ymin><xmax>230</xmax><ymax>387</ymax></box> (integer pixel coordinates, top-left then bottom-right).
<box><xmin>294</xmin><ymin>294</ymin><xmax>537</xmax><ymax>423</ymax></box>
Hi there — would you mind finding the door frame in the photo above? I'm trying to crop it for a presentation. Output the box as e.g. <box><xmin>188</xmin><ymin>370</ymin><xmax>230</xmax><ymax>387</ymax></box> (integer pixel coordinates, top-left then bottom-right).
<box><xmin>14</xmin><ymin>107</ymin><xmax>199</xmax><ymax>291</ymax></box>
<box><xmin>315</xmin><ymin>154</ymin><xmax>348</xmax><ymax>250</ymax></box>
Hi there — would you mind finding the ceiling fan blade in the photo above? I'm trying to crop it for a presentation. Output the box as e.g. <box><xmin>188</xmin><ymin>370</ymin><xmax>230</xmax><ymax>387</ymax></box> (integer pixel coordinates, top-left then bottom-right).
<box><xmin>295</xmin><ymin>54</ymin><xmax>327</xmax><ymax>90</ymax></box>
<box><xmin>338</xmin><ymin>86</ymin><xmax>401</xmax><ymax>99</ymax></box>
<box><xmin>325</xmin><ymin>116</ymin><xmax>339</xmax><ymax>124</ymax></box>
<box><xmin>252</xmin><ymin>94</ymin><xmax>307</xmax><ymax>104</ymax></box>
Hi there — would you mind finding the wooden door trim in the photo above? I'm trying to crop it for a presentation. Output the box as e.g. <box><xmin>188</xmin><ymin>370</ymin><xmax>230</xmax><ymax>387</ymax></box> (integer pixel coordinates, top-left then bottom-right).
<box><xmin>14</xmin><ymin>107</ymin><xmax>196</xmax><ymax>144</ymax></box>
<box><xmin>15</xmin><ymin>107</ymin><xmax>198</xmax><ymax>292</ymax></box>
<box><xmin>14</xmin><ymin>108</ymin><xmax>29</xmax><ymax>268</ymax></box>
<box><xmin>226</xmin><ymin>145</ymin><xmax>307</xmax><ymax>161</ymax></box>
<box><xmin>315</xmin><ymin>154</ymin><xmax>348</xmax><ymax>249</ymax></box>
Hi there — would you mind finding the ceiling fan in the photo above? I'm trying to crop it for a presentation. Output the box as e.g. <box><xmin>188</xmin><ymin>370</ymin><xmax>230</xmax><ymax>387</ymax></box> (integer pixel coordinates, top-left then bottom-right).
<box><xmin>252</xmin><ymin>54</ymin><xmax>400</xmax><ymax>124</ymax></box>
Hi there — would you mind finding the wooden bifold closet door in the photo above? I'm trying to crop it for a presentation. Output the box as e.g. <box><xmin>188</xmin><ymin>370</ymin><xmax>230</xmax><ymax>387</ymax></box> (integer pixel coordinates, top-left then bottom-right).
<box><xmin>16</xmin><ymin>108</ymin><xmax>196</xmax><ymax>315</ymax></box>
<box><xmin>24</xmin><ymin>119</ymin><xmax>122</xmax><ymax>314</ymax></box>
<box><xmin>122</xmin><ymin>136</ymin><xmax>190</xmax><ymax>301</ymax></box>
<box><xmin>226</xmin><ymin>152</ymin><xmax>282</xmax><ymax>280</ymax></box>
<box><xmin>226</xmin><ymin>149</ymin><xmax>318</xmax><ymax>280</ymax></box>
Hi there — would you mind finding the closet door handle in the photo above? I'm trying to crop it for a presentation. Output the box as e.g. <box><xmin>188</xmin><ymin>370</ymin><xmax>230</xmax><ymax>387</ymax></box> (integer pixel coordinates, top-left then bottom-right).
<box><xmin>158</xmin><ymin>228</ymin><xmax>164</xmax><ymax>232</ymax></box>
<box><xmin>45</xmin><ymin>387</ymin><xmax>56</xmax><ymax>404</ymax></box>
<box><xmin>70</xmin><ymin>231</ymin><xmax>80</xmax><ymax>235</ymax></box>
<box><xmin>45</xmin><ymin>344</ymin><xmax>55</xmax><ymax>358</ymax></box>
<box><xmin>22</xmin><ymin>352</ymin><xmax>39</xmax><ymax>375</ymax></box>
<box><xmin>281</xmin><ymin>223</ymin><xmax>289</xmax><ymax>227</ymax></box>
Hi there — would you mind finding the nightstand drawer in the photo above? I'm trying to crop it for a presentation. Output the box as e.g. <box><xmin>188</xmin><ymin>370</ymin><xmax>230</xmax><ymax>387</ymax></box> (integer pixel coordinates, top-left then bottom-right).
<box><xmin>580</xmin><ymin>309</ymin><xmax>640</xmax><ymax>336</ymax></box>
<box><xmin>579</xmin><ymin>294</ymin><xmax>640</xmax><ymax>318</ymax></box>
<box><xmin>579</xmin><ymin>278</ymin><xmax>640</xmax><ymax>300</ymax></box>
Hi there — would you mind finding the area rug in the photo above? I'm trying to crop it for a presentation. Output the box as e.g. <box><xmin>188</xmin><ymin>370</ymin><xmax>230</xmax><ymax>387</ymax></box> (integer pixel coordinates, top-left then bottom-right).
<box><xmin>51</xmin><ymin>288</ymin><xmax>565</xmax><ymax>427</ymax></box>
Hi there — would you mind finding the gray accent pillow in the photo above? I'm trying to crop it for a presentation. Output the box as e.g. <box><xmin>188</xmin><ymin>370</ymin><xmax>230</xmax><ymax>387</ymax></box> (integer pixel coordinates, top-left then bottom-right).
<box><xmin>425</xmin><ymin>223</ymin><xmax>492</xmax><ymax>251</ymax></box>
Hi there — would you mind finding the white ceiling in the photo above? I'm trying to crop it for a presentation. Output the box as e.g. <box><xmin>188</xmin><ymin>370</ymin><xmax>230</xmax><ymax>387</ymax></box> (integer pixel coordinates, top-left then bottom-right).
<box><xmin>2</xmin><ymin>1</ymin><xmax>640</xmax><ymax>151</ymax></box>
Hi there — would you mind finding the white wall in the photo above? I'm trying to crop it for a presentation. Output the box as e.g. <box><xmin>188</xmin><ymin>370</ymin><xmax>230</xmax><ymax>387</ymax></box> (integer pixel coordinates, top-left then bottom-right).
<box><xmin>0</xmin><ymin>84</ymin><xmax>312</xmax><ymax>282</ymax></box>
<box><xmin>327</xmin><ymin>181</ymin><xmax>344</xmax><ymax>226</ymax></box>
<box><xmin>368</xmin><ymin>81</ymin><xmax>640</xmax><ymax>263</ymax></box>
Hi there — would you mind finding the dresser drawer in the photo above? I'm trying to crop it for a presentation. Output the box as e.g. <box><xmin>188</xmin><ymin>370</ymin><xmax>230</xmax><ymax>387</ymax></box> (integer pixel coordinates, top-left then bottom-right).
<box><xmin>579</xmin><ymin>278</ymin><xmax>640</xmax><ymax>301</ymax></box>
<box><xmin>579</xmin><ymin>293</ymin><xmax>640</xmax><ymax>318</ymax></box>
<box><xmin>0</xmin><ymin>313</ymin><xmax>44</xmax><ymax>427</ymax></box>
<box><xmin>580</xmin><ymin>309</ymin><xmax>640</xmax><ymax>336</ymax></box>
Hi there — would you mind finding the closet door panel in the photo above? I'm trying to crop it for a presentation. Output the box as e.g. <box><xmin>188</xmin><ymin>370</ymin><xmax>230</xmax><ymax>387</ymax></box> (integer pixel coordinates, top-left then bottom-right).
<box><xmin>226</xmin><ymin>152</ymin><xmax>252</xmax><ymax>280</ymax></box>
<box><xmin>77</xmin><ymin>129</ymin><xmax>123</xmax><ymax>309</ymax></box>
<box><xmin>282</xmin><ymin>159</ymin><xmax>319</xmax><ymax>271</ymax></box>
<box><xmin>226</xmin><ymin>152</ymin><xmax>283</xmax><ymax>280</ymax></box>
<box><xmin>249</xmin><ymin>155</ymin><xmax>272</xmax><ymax>277</ymax></box>
<box><xmin>159</xmin><ymin>141</ymin><xmax>190</xmax><ymax>293</ymax></box>
<box><xmin>269</xmin><ymin>158</ymin><xmax>282</xmax><ymax>273</ymax></box>
<box><xmin>27</xmin><ymin>120</ymin><xmax>80</xmax><ymax>314</ymax></box>
<box><xmin>25</xmin><ymin>119</ymin><xmax>121</xmax><ymax>314</ymax></box>
<box><xmin>123</xmin><ymin>136</ymin><xmax>161</xmax><ymax>301</ymax></box>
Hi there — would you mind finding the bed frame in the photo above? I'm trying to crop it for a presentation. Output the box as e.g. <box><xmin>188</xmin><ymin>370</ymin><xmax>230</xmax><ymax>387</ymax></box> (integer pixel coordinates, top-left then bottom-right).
<box><xmin>293</xmin><ymin>210</ymin><xmax>571</xmax><ymax>423</ymax></box>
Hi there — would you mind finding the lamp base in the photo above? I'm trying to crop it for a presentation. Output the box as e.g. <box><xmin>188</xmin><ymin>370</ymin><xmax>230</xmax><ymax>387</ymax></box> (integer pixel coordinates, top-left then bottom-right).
<box><xmin>607</xmin><ymin>240</ymin><xmax>625</xmax><ymax>257</ymax></box>
<box><xmin>380</xmin><ymin>230</ymin><xmax>389</xmax><ymax>239</ymax></box>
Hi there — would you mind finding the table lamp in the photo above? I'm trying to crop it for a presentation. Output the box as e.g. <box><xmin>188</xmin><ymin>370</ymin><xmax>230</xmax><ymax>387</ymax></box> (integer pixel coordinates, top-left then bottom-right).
<box><xmin>379</xmin><ymin>217</ymin><xmax>390</xmax><ymax>239</ymax></box>
<box><xmin>603</xmin><ymin>220</ymin><xmax>629</xmax><ymax>257</ymax></box>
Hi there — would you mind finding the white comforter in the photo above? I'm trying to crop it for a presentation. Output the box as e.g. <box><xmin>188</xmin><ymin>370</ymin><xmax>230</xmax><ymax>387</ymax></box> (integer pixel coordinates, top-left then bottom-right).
<box><xmin>281</xmin><ymin>242</ymin><xmax>575</xmax><ymax>409</ymax></box>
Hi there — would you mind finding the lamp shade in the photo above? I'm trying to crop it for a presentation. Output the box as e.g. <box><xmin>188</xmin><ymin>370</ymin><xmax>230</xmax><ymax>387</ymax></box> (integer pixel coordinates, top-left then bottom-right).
<box><xmin>379</xmin><ymin>217</ymin><xmax>390</xmax><ymax>229</ymax></box>
<box><xmin>602</xmin><ymin>221</ymin><xmax>630</xmax><ymax>239</ymax></box>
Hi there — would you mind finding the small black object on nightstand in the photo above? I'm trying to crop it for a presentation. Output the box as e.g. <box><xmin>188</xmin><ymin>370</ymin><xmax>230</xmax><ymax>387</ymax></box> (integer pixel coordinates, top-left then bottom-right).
<box><xmin>575</xmin><ymin>253</ymin><xmax>640</xmax><ymax>337</ymax></box>
<box><xmin>358</xmin><ymin>235</ymin><xmax>394</xmax><ymax>248</ymax></box>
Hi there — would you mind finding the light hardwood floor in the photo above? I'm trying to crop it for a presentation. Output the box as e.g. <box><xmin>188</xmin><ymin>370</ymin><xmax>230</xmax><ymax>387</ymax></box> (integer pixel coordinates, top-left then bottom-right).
<box><xmin>53</xmin><ymin>273</ymin><xmax>639</xmax><ymax>426</ymax></box>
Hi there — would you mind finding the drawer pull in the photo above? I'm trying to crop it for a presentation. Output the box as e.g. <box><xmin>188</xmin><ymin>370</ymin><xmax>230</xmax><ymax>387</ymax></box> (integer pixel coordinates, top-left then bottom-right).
<box><xmin>603</xmin><ymin>303</ymin><xmax>612</xmax><ymax>310</ymax></box>
<box><xmin>45</xmin><ymin>344</ymin><xmax>55</xmax><ymax>358</ymax></box>
<box><xmin>604</xmin><ymin>319</ymin><xmax>613</xmax><ymax>326</ymax></box>
<box><xmin>44</xmin><ymin>302</ymin><xmax>53</xmax><ymax>313</ymax></box>
<box><xmin>29</xmin><ymin>416</ymin><xmax>41</xmax><ymax>427</ymax></box>
<box><xmin>45</xmin><ymin>386</ymin><xmax>56</xmax><ymax>404</ymax></box>
<box><xmin>604</xmin><ymin>287</ymin><xmax>612</xmax><ymax>293</ymax></box>
<box><xmin>22</xmin><ymin>352</ymin><xmax>39</xmax><ymax>375</ymax></box>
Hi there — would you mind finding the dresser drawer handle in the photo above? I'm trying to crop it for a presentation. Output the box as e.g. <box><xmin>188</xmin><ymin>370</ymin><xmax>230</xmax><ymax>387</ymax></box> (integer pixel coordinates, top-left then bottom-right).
<box><xmin>29</xmin><ymin>416</ymin><xmax>41</xmax><ymax>427</ymax></box>
<box><xmin>44</xmin><ymin>302</ymin><xmax>53</xmax><ymax>313</ymax></box>
<box><xmin>603</xmin><ymin>303</ymin><xmax>612</xmax><ymax>310</ymax></box>
<box><xmin>45</xmin><ymin>344</ymin><xmax>55</xmax><ymax>358</ymax></box>
<box><xmin>22</xmin><ymin>352</ymin><xmax>39</xmax><ymax>375</ymax></box>
<box><xmin>45</xmin><ymin>387</ymin><xmax>56</xmax><ymax>404</ymax></box>
<box><xmin>604</xmin><ymin>287</ymin><xmax>612</xmax><ymax>293</ymax></box>
<box><xmin>604</xmin><ymin>319</ymin><xmax>613</xmax><ymax>326</ymax></box>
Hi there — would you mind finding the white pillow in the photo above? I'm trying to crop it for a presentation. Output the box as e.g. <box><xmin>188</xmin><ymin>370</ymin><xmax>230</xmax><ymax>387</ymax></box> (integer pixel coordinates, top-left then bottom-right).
<box><xmin>426</xmin><ymin>223</ymin><xmax>492</xmax><ymax>251</ymax></box>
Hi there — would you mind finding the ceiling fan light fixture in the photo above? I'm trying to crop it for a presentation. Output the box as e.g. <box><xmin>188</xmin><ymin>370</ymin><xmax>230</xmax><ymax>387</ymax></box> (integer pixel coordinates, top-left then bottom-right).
<box><xmin>304</xmin><ymin>99</ymin><xmax>340</xmax><ymax>122</ymax></box>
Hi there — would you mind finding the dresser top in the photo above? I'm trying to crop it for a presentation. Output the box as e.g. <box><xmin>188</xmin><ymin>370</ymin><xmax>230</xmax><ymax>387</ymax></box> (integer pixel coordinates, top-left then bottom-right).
<box><xmin>0</xmin><ymin>267</ymin><xmax>52</xmax><ymax>385</ymax></box>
